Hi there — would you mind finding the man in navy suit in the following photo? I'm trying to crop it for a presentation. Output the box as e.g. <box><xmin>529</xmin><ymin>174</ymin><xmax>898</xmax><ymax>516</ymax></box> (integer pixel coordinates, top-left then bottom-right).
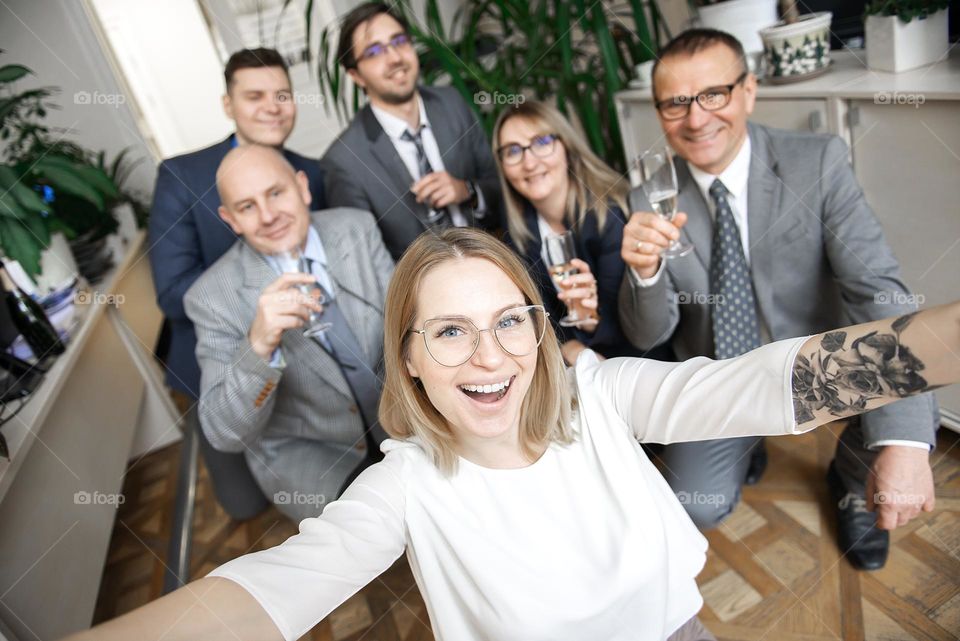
<box><xmin>148</xmin><ymin>47</ymin><xmax>325</xmax><ymax>518</ymax></box>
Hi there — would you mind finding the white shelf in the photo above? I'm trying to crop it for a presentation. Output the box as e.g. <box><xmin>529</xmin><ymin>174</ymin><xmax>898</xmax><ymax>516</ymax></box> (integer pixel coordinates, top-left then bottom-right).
<box><xmin>616</xmin><ymin>48</ymin><xmax>960</xmax><ymax>103</ymax></box>
<box><xmin>0</xmin><ymin>232</ymin><xmax>148</xmax><ymax>503</ymax></box>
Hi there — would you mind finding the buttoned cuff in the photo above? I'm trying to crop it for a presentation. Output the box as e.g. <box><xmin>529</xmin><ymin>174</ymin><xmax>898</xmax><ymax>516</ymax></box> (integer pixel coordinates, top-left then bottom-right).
<box><xmin>268</xmin><ymin>347</ymin><xmax>286</xmax><ymax>369</ymax></box>
<box><xmin>871</xmin><ymin>439</ymin><xmax>932</xmax><ymax>452</ymax></box>
<box><xmin>628</xmin><ymin>261</ymin><xmax>665</xmax><ymax>288</ymax></box>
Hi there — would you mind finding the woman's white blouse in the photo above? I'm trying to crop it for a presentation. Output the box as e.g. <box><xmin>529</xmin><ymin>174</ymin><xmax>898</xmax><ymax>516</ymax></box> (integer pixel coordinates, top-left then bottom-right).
<box><xmin>209</xmin><ymin>337</ymin><xmax>809</xmax><ymax>641</ymax></box>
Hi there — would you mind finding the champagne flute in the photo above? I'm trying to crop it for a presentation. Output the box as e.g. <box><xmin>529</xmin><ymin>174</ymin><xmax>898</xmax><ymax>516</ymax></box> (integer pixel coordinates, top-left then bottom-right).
<box><xmin>543</xmin><ymin>231</ymin><xmax>582</xmax><ymax>328</ymax></box>
<box><xmin>633</xmin><ymin>147</ymin><xmax>693</xmax><ymax>259</ymax></box>
<box><xmin>275</xmin><ymin>248</ymin><xmax>332</xmax><ymax>337</ymax></box>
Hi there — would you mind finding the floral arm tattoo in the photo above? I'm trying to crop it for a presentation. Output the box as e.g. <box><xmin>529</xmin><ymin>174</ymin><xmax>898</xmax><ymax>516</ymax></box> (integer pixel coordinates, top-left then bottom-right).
<box><xmin>792</xmin><ymin>312</ymin><xmax>936</xmax><ymax>426</ymax></box>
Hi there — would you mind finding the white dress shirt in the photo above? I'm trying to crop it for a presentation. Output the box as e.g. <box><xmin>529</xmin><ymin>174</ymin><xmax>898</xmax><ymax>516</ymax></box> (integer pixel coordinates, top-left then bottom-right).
<box><xmin>371</xmin><ymin>94</ymin><xmax>484</xmax><ymax>227</ymax></box>
<box><xmin>209</xmin><ymin>338</ymin><xmax>810</xmax><ymax>641</ymax></box>
<box><xmin>537</xmin><ymin>214</ymin><xmax>564</xmax><ymax>265</ymax></box>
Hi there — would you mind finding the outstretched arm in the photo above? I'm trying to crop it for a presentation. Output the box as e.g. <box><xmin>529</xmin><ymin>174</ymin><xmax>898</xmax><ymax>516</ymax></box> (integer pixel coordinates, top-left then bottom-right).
<box><xmin>590</xmin><ymin>301</ymin><xmax>958</xmax><ymax>446</ymax></box>
<box><xmin>59</xmin><ymin>457</ymin><xmax>407</xmax><ymax>641</ymax></box>
<box><xmin>61</xmin><ymin>577</ymin><xmax>282</xmax><ymax>641</ymax></box>
<box><xmin>792</xmin><ymin>302</ymin><xmax>960</xmax><ymax>430</ymax></box>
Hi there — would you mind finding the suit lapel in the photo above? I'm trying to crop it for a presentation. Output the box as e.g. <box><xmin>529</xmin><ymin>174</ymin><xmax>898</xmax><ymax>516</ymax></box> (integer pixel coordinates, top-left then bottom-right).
<box><xmin>361</xmin><ymin>106</ymin><xmax>430</xmax><ymax>229</ymax></box>
<box><xmin>674</xmin><ymin>160</ymin><xmax>713</xmax><ymax>272</ymax></box>
<box><xmin>316</xmin><ymin>217</ymin><xmax>381</xmax><ymax>367</ymax></box>
<box><xmin>422</xmin><ymin>88</ymin><xmax>460</xmax><ymax>177</ymax></box>
<box><xmin>239</xmin><ymin>241</ymin><xmax>353</xmax><ymax>399</ymax></box>
<box><xmin>239</xmin><ymin>240</ymin><xmax>279</xmax><ymax>292</ymax></box>
<box><xmin>745</xmin><ymin>124</ymin><xmax>782</xmax><ymax>328</ymax></box>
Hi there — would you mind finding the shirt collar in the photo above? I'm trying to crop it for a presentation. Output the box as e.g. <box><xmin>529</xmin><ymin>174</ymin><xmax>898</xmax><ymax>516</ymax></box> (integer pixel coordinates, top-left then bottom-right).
<box><xmin>370</xmin><ymin>92</ymin><xmax>429</xmax><ymax>141</ymax></box>
<box><xmin>686</xmin><ymin>134</ymin><xmax>752</xmax><ymax>202</ymax></box>
<box><xmin>301</xmin><ymin>224</ymin><xmax>328</xmax><ymax>268</ymax></box>
<box><xmin>536</xmin><ymin>214</ymin><xmax>554</xmax><ymax>243</ymax></box>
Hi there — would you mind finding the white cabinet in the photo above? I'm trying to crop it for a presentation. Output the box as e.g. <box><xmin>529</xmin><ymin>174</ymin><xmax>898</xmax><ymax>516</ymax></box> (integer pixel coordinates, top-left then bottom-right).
<box><xmin>0</xmin><ymin>234</ymin><xmax>174</xmax><ymax>639</ymax></box>
<box><xmin>615</xmin><ymin>50</ymin><xmax>960</xmax><ymax>430</ymax></box>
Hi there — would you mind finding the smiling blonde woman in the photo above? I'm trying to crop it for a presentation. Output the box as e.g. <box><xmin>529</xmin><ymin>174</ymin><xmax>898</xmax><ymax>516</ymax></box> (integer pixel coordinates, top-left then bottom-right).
<box><xmin>64</xmin><ymin>229</ymin><xmax>960</xmax><ymax>641</ymax></box>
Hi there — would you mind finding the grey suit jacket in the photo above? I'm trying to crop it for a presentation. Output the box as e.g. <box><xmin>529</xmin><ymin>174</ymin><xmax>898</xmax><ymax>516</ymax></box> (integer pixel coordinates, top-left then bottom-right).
<box><xmin>184</xmin><ymin>209</ymin><xmax>394</xmax><ymax>482</ymax></box>
<box><xmin>618</xmin><ymin>122</ymin><xmax>937</xmax><ymax>447</ymax></box>
<box><xmin>321</xmin><ymin>85</ymin><xmax>502</xmax><ymax>260</ymax></box>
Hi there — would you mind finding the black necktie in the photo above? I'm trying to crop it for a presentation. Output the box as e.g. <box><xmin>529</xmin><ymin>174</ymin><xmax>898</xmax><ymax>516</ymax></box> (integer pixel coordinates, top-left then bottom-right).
<box><xmin>401</xmin><ymin>127</ymin><xmax>452</xmax><ymax>228</ymax></box>
<box><xmin>708</xmin><ymin>179</ymin><xmax>761</xmax><ymax>359</ymax></box>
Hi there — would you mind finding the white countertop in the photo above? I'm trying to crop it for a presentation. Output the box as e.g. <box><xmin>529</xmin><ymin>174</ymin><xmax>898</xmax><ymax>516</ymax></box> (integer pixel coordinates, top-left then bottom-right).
<box><xmin>617</xmin><ymin>48</ymin><xmax>960</xmax><ymax>102</ymax></box>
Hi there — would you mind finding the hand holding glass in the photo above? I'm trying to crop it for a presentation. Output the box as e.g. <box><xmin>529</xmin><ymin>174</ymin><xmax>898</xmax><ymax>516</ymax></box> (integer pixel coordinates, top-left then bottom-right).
<box><xmin>275</xmin><ymin>248</ymin><xmax>332</xmax><ymax>337</ymax></box>
<box><xmin>632</xmin><ymin>147</ymin><xmax>693</xmax><ymax>259</ymax></box>
<box><xmin>543</xmin><ymin>231</ymin><xmax>583</xmax><ymax>328</ymax></box>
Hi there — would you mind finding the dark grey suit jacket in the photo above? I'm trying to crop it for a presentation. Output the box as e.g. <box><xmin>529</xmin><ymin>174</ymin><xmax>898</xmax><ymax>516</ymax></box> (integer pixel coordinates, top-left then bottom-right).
<box><xmin>618</xmin><ymin>122</ymin><xmax>938</xmax><ymax>447</ymax></box>
<box><xmin>321</xmin><ymin>85</ymin><xmax>502</xmax><ymax>260</ymax></box>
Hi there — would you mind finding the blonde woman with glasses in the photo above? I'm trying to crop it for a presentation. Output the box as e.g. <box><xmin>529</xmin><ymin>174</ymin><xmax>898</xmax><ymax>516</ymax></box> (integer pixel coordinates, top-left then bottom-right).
<box><xmin>493</xmin><ymin>100</ymin><xmax>671</xmax><ymax>365</ymax></box>
<box><xmin>65</xmin><ymin>228</ymin><xmax>959</xmax><ymax>641</ymax></box>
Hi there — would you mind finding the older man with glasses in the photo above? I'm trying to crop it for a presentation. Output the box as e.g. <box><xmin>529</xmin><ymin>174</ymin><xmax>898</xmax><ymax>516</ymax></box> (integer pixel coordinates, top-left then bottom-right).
<box><xmin>618</xmin><ymin>29</ymin><xmax>938</xmax><ymax>572</ymax></box>
<box><xmin>321</xmin><ymin>2</ymin><xmax>502</xmax><ymax>261</ymax></box>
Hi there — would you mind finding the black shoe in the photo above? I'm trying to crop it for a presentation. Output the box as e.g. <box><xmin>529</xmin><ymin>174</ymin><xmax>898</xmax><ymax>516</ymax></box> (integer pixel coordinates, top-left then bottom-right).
<box><xmin>826</xmin><ymin>462</ymin><xmax>889</xmax><ymax>571</ymax></box>
<box><xmin>744</xmin><ymin>440</ymin><xmax>768</xmax><ymax>486</ymax></box>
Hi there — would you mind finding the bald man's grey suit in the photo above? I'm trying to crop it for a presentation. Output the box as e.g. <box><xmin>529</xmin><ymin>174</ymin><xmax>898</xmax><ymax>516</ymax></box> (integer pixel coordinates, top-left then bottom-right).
<box><xmin>185</xmin><ymin>209</ymin><xmax>393</xmax><ymax>522</ymax></box>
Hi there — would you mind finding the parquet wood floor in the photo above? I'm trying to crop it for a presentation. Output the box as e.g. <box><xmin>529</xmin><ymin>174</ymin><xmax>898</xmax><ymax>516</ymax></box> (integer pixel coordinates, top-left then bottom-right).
<box><xmin>94</xmin><ymin>424</ymin><xmax>960</xmax><ymax>640</ymax></box>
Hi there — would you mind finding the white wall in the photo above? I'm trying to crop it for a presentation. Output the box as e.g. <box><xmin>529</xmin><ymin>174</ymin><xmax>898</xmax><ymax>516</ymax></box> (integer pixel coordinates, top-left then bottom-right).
<box><xmin>0</xmin><ymin>0</ymin><xmax>155</xmax><ymax>195</ymax></box>
<box><xmin>91</xmin><ymin>0</ymin><xmax>234</xmax><ymax>159</ymax></box>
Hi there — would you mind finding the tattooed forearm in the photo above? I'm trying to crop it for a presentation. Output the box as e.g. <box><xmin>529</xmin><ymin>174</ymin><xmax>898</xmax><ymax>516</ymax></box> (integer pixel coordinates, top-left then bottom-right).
<box><xmin>792</xmin><ymin>312</ymin><xmax>937</xmax><ymax>425</ymax></box>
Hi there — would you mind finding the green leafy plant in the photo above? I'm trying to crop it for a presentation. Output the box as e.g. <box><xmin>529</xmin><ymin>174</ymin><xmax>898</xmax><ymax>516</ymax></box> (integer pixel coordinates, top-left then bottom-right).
<box><xmin>306</xmin><ymin>0</ymin><xmax>669</xmax><ymax>170</ymax></box>
<box><xmin>0</xmin><ymin>51</ymin><xmax>143</xmax><ymax>278</ymax></box>
<box><xmin>864</xmin><ymin>0</ymin><xmax>950</xmax><ymax>23</ymax></box>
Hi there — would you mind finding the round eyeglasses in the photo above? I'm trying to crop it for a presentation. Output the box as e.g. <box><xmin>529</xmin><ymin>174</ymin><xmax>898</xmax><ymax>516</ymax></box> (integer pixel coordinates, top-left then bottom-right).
<box><xmin>496</xmin><ymin>134</ymin><xmax>558</xmax><ymax>166</ymax></box>
<box><xmin>654</xmin><ymin>71</ymin><xmax>748</xmax><ymax>121</ymax></box>
<box><xmin>409</xmin><ymin>305</ymin><xmax>548</xmax><ymax>367</ymax></box>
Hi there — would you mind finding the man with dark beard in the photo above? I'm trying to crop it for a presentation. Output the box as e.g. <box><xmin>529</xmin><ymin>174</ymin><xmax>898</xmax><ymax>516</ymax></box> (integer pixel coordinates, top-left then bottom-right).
<box><xmin>321</xmin><ymin>2</ymin><xmax>501</xmax><ymax>260</ymax></box>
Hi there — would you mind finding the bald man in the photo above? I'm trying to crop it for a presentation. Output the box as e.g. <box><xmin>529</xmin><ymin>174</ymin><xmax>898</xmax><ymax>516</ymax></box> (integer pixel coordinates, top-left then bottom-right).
<box><xmin>184</xmin><ymin>145</ymin><xmax>394</xmax><ymax>522</ymax></box>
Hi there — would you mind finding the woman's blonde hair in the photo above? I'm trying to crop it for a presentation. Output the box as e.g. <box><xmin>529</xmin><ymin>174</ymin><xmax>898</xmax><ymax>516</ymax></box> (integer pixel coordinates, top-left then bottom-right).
<box><xmin>379</xmin><ymin>228</ymin><xmax>575</xmax><ymax>474</ymax></box>
<box><xmin>492</xmin><ymin>100</ymin><xmax>629</xmax><ymax>253</ymax></box>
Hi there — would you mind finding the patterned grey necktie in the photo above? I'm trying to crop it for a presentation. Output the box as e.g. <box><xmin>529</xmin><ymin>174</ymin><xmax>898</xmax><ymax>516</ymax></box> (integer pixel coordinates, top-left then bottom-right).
<box><xmin>708</xmin><ymin>179</ymin><xmax>761</xmax><ymax>359</ymax></box>
<box><xmin>401</xmin><ymin>127</ymin><xmax>451</xmax><ymax>228</ymax></box>
<box><xmin>305</xmin><ymin>259</ymin><xmax>387</xmax><ymax>458</ymax></box>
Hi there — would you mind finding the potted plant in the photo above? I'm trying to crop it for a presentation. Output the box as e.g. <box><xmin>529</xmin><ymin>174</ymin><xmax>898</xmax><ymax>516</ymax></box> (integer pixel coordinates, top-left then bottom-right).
<box><xmin>758</xmin><ymin>1</ymin><xmax>833</xmax><ymax>83</ymax></box>
<box><xmin>865</xmin><ymin>1</ymin><xmax>950</xmax><ymax>73</ymax></box>
<box><xmin>0</xmin><ymin>53</ymin><xmax>145</xmax><ymax>284</ymax></box>
<box><xmin>689</xmin><ymin>0</ymin><xmax>780</xmax><ymax>55</ymax></box>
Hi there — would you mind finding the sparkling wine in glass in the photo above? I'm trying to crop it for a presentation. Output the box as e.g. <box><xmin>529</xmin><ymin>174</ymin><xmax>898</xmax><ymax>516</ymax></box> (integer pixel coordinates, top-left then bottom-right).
<box><xmin>276</xmin><ymin>248</ymin><xmax>332</xmax><ymax>337</ymax></box>
<box><xmin>543</xmin><ymin>231</ymin><xmax>582</xmax><ymax>328</ymax></box>
<box><xmin>634</xmin><ymin>147</ymin><xmax>693</xmax><ymax>259</ymax></box>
